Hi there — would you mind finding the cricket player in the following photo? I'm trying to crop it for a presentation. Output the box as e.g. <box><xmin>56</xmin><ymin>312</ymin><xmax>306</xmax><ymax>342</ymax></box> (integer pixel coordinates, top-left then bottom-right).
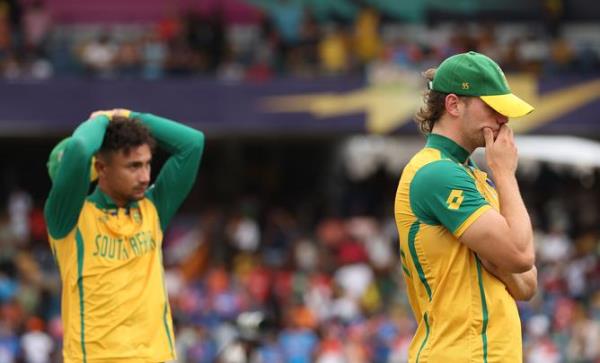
<box><xmin>394</xmin><ymin>52</ymin><xmax>538</xmax><ymax>362</ymax></box>
<box><xmin>45</xmin><ymin>109</ymin><xmax>204</xmax><ymax>363</ymax></box>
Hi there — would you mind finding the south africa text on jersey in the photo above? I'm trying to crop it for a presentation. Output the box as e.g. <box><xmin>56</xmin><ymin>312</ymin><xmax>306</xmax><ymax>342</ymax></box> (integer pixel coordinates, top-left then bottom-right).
<box><xmin>92</xmin><ymin>231</ymin><xmax>157</xmax><ymax>260</ymax></box>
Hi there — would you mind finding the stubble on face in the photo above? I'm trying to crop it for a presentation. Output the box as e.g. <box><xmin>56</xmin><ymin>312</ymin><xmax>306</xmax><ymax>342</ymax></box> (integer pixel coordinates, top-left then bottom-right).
<box><xmin>99</xmin><ymin>145</ymin><xmax>151</xmax><ymax>206</ymax></box>
<box><xmin>464</xmin><ymin>98</ymin><xmax>503</xmax><ymax>150</ymax></box>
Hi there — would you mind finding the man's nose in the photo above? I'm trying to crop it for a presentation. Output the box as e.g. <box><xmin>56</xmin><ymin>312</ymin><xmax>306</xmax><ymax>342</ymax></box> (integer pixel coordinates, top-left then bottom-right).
<box><xmin>497</xmin><ymin>113</ymin><xmax>509</xmax><ymax>125</ymax></box>
<box><xmin>139</xmin><ymin>167</ymin><xmax>150</xmax><ymax>184</ymax></box>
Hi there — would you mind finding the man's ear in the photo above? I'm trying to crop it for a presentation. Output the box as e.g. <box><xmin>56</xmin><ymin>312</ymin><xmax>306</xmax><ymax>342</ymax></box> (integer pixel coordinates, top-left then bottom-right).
<box><xmin>445</xmin><ymin>94</ymin><xmax>462</xmax><ymax>117</ymax></box>
<box><xmin>95</xmin><ymin>153</ymin><xmax>109</xmax><ymax>178</ymax></box>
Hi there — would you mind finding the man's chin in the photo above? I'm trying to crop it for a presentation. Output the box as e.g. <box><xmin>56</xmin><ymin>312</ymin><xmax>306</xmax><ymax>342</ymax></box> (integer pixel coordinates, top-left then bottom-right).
<box><xmin>130</xmin><ymin>192</ymin><xmax>146</xmax><ymax>201</ymax></box>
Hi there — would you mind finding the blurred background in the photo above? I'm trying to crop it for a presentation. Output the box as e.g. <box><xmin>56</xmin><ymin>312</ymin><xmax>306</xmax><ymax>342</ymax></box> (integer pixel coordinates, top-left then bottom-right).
<box><xmin>0</xmin><ymin>0</ymin><xmax>599</xmax><ymax>362</ymax></box>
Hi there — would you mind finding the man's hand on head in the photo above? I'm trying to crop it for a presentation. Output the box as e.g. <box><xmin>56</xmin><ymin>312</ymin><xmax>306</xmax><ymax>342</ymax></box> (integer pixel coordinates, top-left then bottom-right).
<box><xmin>90</xmin><ymin>110</ymin><xmax>114</xmax><ymax>120</ymax></box>
<box><xmin>90</xmin><ymin>108</ymin><xmax>132</xmax><ymax>121</ymax></box>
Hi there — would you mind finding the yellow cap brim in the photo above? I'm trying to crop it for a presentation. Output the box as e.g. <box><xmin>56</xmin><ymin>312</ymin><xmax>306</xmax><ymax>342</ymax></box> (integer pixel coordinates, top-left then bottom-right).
<box><xmin>480</xmin><ymin>93</ymin><xmax>534</xmax><ymax>118</ymax></box>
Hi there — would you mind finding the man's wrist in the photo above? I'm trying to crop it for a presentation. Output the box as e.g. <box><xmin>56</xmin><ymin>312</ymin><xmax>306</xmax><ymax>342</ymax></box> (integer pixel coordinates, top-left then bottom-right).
<box><xmin>113</xmin><ymin>109</ymin><xmax>132</xmax><ymax>119</ymax></box>
<box><xmin>490</xmin><ymin>169</ymin><xmax>517</xmax><ymax>184</ymax></box>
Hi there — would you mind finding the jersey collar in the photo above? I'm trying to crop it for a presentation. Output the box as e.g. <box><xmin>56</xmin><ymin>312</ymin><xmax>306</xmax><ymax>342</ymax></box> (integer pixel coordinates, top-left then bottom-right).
<box><xmin>88</xmin><ymin>186</ymin><xmax>140</xmax><ymax>210</ymax></box>
<box><xmin>426</xmin><ymin>133</ymin><xmax>471</xmax><ymax>164</ymax></box>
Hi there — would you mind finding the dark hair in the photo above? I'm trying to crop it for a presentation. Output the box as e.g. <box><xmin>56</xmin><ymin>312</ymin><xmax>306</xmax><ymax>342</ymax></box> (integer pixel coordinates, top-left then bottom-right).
<box><xmin>98</xmin><ymin>116</ymin><xmax>155</xmax><ymax>157</ymax></box>
<box><xmin>414</xmin><ymin>68</ymin><xmax>448</xmax><ymax>134</ymax></box>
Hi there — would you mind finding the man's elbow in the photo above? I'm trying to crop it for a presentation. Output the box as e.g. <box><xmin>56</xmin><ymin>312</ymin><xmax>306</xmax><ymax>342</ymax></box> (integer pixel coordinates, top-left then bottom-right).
<box><xmin>190</xmin><ymin>130</ymin><xmax>205</xmax><ymax>152</ymax></box>
<box><xmin>67</xmin><ymin>137</ymin><xmax>88</xmax><ymax>155</ymax></box>
<box><xmin>503</xmin><ymin>252</ymin><xmax>535</xmax><ymax>273</ymax></box>
<box><xmin>513</xmin><ymin>288</ymin><xmax>536</xmax><ymax>301</ymax></box>
<box><xmin>513</xmin><ymin>278</ymin><xmax>538</xmax><ymax>301</ymax></box>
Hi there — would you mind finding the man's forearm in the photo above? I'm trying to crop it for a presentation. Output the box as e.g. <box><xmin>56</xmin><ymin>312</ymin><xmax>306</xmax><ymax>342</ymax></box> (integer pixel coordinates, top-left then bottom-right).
<box><xmin>131</xmin><ymin>112</ymin><xmax>203</xmax><ymax>154</ymax></box>
<box><xmin>480</xmin><ymin>257</ymin><xmax>537</xmax><ymax>301</ymax></box>
<box><xmin>494</xmin><ymin>172</ymin><xmax>535</xmax><ymax>261</ymax></box>
<box><xmin>45</xmin><ymin>115</ymin><xmax>110</xmax><ymax>238</ymax></box>
<box><xmin>130</xmin><ymin>111</ymin><xmax>204</xmax><ymax>231</ymax></box>
<box><xmin>495</xmin><ymin>266</ymin><xmax>538</xmax><ymax>301</ymax></box>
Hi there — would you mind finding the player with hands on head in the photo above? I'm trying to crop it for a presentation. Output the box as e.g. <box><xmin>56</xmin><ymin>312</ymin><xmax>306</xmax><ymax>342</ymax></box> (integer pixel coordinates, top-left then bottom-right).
<box><xmin>45</xmin><ymin>108</ymin><xmax>205</xmax><ymax>363</ymax></box>
<box><xmin>394</xmin><ymin>51</ymin><xmax>537</xmax><ymax>363</ymax></box>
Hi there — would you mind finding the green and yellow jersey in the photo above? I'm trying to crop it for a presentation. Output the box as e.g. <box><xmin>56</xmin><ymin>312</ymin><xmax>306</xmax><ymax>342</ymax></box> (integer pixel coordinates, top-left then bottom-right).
<box><xmin>394</xmin><ymin>134</ymin><xmax>521</xmax><ymax>363</ymax></box>
<box><xmin>44</xmin><ymin>112</ymin><xmax>205</xmax><ymax>363</ymax></box>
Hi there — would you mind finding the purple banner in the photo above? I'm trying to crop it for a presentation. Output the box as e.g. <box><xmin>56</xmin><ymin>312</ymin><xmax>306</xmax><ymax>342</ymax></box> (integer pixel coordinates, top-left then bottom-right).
<box><xmin>0</xmin><ymin>75</ymin><xmax>598</xmax><ymax>137</ymax></box>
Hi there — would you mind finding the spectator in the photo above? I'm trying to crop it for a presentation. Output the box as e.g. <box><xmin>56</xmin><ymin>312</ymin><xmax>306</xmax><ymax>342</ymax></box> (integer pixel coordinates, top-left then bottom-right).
<box><xmin>79</xmin><ymin>32</ymin><xmax>118</xmax><ymax>77</ymax></box>
<box><xmin>20</xmin><ymin>317</ymin><xmax>54</xmax><ymax>363</ymax></box>
<box><xmin>319</xmin><ymin>24</ymin><xmax>349</xmax><ymax>75</ymax></box>
<box><xmin>22</xmin><ymin>0</ymin><xmax>51</xmax><ymax>57</ymax></box>
<box><xmin>0</xmin><ymin>321</ymin><xmax>19</xmax><ymax>363</ymax></box>
<box><xmin>115</xmin><ymin>40</ymin><xmax>141</xmax><ymax>77</ymax></box>
<box><xmin>353</xmin><ymin>6</ymin><xmax>382</xmax><ymax>68</ymax></box>
<box><xmin>141</xmin><ymin>31</ymin><xmax>167</xmax><ymax>79</ymax></box>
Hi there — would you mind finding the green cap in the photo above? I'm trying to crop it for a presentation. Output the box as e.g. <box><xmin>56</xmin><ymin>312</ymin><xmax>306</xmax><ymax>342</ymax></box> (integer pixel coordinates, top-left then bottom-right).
<box><xmin>431</xmin><ymin>51</ymin><xmax>534</xmax><ymax>118</ymax></box>
<box><xmin>47</xmin><ymin>138</ymin><xmax>97</xmax><ymax>182</ymax></box>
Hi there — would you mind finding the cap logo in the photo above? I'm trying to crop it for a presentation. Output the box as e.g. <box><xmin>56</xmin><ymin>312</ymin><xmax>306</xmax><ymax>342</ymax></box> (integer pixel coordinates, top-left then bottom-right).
<box><xmin>462</xmin><ymin>82</ymin><xmax>470</xmax><ymax>90</ymax></box>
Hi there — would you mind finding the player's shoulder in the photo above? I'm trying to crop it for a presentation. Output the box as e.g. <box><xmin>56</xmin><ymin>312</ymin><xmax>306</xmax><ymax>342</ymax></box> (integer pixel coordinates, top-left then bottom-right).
<box><xmin>414</xmin><ymin>157</ymin><xmax>468</xmax><ymax>180</ymax></box>
<box><xmin>404</xmin><ymin>147</ymin><xmax>466</xmax><ymax>179</ymax></box>
<box><xmin>408</xmin><ymin>147</ymin><xmax>444</xmax><ymax>168</ymax></box>
<box><xmin>409</xmin><ymin>156</ymin><xmax>474</xmax><ymax>198</ymax></box>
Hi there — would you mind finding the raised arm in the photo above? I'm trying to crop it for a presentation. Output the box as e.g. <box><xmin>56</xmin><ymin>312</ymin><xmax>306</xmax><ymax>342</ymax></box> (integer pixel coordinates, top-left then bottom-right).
<box><xmin>410</xmin><ymin>156</ymin><xmax>532</xmax><ymax>274</ymax></box>
<box><xmin>131</xmin><ymin>112</ymin><xmax>205</xmax><ymax>231</ymax></box>
<box><xmin>44</xmin><ymin>115</ymin><xmax>110</xmax><ymax>239</ymax></box>
<box><xmin>460</xmin><ymin>126</ymin><xmax>535</xmax><ymax>273</ymax></box>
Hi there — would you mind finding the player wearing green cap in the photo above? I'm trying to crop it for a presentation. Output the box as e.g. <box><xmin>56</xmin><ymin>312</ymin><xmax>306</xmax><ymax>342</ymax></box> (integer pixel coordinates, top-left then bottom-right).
<box><xmin>394</xmin><ymin>52</ymin><xmax>537</xmax><ymax>362</ymax></box>
<box><xmin>45</xmin><ymin>109</ymin><xmax>204</xmax><ymax>363</ymax></box>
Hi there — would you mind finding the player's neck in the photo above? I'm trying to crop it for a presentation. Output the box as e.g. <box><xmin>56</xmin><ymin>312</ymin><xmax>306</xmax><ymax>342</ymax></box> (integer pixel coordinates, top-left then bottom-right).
<box><xmin>431</xmin><ymin>122</ymin><xmax>475</xmax><ymax>154</ymax></box>
<box><xmin>98</xmin><ymin>183</ymin><xmax>128</xmax><ymax>208</ymax></box>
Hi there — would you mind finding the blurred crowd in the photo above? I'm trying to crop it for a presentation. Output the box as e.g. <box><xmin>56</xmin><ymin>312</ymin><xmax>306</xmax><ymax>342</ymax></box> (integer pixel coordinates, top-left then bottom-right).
<box><xmin>1</xmin><ymin>1</ymin><xmax>600</xmax><ymax>362</ymax></box>
<box><xmin>0</xmin><ymin>0</ymin><xmax>598</xmax><ymax>80</ymax></box>
<box><xmin>0</xmin><ymin>165</ymin><xmax>600</xmax><ymax>363</ymax></box>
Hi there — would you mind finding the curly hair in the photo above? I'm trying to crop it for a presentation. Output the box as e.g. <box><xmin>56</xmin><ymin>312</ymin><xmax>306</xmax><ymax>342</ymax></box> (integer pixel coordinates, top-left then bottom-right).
<box><xmin>98</xmin><ymin>116</ymin><xmax>156</xmax><ymax>157</ymax></box>
<box><xmin>414</xmin><ymin>68</ymin><xmax>474</xmax><ymax>134</ymax></box>
<box><xmin>414</xmin><ymin>68</ymin><xmax>448</xmax><ymax>135</ymax></box>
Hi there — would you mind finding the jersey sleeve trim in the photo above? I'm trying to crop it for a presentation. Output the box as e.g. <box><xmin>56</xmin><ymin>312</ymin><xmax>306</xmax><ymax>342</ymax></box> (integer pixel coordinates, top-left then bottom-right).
<box><xmin>454</xmin><ymin>205</ymin><xmax>492</xmax><ymax>237</ymax></box>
